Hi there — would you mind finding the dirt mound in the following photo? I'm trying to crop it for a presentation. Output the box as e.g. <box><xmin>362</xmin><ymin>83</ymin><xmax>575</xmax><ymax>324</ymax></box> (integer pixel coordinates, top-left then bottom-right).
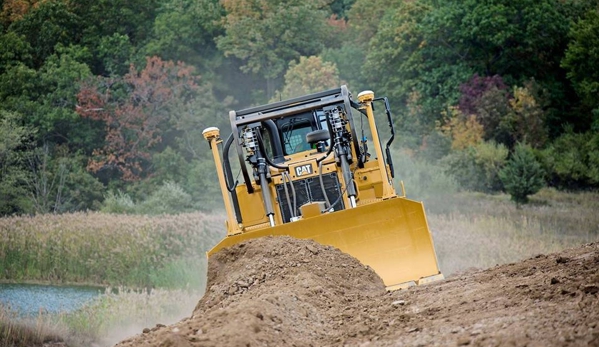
<box><xmin>115</xmin><ymin>238</ymin><xmax>598</xmax><ymax>347</ymax></box>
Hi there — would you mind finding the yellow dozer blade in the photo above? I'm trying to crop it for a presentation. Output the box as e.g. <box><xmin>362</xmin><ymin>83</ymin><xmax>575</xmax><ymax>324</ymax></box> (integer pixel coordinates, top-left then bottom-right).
<box><xmin>208</xmin><ymin>197</ymin><xmax>443</xmax><ymax>291</ymax></box>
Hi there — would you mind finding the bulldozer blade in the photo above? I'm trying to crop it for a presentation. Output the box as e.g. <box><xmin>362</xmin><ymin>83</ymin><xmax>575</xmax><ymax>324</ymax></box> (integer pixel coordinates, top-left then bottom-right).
<box><xmin>208</xmin><ymin>197</ymin><xmax>443</xmax><ymax>290</ymax></box>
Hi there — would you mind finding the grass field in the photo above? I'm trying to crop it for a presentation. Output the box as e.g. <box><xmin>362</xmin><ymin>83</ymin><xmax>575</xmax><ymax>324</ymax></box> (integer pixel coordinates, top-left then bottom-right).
<box><xmin>0</xmin><ymin>212</ymin><xmax>224</xmax><ymax>288</ymax></box>
<box><xmin>1</xmin><ymin>189</ymin><xmax>597</xmax><ymax>346</ymax></box>
<box><xmin>427</xmin><ymin>188</ymin><xmax>599</xmax><ymax>275</ymax></box>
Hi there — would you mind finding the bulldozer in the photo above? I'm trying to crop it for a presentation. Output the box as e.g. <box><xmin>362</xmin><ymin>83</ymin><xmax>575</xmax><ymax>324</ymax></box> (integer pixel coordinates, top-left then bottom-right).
<box><xmin>202</xmin><ymin>86</ymin><xmax>443</xmax><ymax>290</ymax></box>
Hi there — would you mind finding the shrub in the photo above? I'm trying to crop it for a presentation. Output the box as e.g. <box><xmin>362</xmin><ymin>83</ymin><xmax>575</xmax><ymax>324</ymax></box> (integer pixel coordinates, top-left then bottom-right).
<box><xmin>441</xmin><ymin>147</ymin><xmax>484</xmax><ymax>191</ymax></box>
<box><xmin>137</xmin><ymin>181</ymin><xmax>193</xmax><ymax>215</ymax></box>
<box><xmin>540</xmin><ymin>130</ymin><xmax>599</xmax><ymax>188</ymax></box>
<box><xmin>499</xmin><ymin>143</ymin><xmax>545</xmax><ymax>207</ymax></box>
<box><xmin>474</xmin><ymin>141</ymin><xmax>509</xmax><ymax>192</ymax></box>
<box><xmin>101</xmin><ymin>190</ymin><xmax>135</xmax><ymax>214</ymax></box>
<box><xmin>101</xmin><ymin>181</ymin><xmax>195</xmax><ymax>215</ymax></box>
<box><xmin>441</xmin><ymin>141</ymin><xmax>508</xmax><ymax>193</ymax></box>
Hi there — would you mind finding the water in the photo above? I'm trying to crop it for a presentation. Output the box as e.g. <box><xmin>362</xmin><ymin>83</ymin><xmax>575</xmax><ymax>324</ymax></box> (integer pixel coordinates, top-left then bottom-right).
<box><xmin>0</xmin><ymin>283</ymin><xmax>104</xmax><ymax>316</ymax></box>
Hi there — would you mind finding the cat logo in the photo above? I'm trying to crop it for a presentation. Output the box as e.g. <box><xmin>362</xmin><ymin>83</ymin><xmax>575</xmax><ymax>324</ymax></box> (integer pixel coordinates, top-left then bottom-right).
<box><xmin>294</xmin><ymin>164</ymin><xmax>313</xmax><ymax>177</ymax></box>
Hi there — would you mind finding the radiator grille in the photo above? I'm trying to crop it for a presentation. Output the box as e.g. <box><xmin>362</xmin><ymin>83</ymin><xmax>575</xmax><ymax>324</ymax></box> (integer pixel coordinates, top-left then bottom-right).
<box><xmin>275</xmin><ymin>173</ymin><xmax>344</xmax><ymax>223</ymax></box>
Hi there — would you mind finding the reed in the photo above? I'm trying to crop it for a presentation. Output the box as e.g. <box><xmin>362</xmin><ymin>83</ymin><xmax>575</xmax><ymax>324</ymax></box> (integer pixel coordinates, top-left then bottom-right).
<box><xmin>0</xmin><ymin>212</ymin><xmax>225</xmax><ymax>289</ymax></box>
<box><xmin>0</xmin><ymin>304</ymin><xmax>66</xmax><ymax>347</ymax></box>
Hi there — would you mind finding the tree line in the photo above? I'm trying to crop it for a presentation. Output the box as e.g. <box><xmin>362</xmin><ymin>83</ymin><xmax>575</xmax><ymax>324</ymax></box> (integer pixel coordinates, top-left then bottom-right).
<box><xmin>0</xmin><ymin>0</ymin><xmax>597</xmax><ymax>215</ymax></box>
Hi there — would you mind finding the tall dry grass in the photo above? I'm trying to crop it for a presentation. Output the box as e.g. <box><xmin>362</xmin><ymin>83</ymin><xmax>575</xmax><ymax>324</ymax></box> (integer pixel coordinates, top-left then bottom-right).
<box><xmin>428</xmin><ymin>188</ymin><xmax>599</xmax><ymax>275</ymax></box>
<box><xmin>58</xmin><ymin>287</ymin><xmax>200</xmax><ymax>347</ymax></box>
<box><xmin>0</xmin><ymin>304</ymin><xmax>66</xmax><ymax>347</ymax></box>
<box><xmin>0</xmin><ymin>212</ymin><xmax>225</xmax><ymax>288</ymax></box>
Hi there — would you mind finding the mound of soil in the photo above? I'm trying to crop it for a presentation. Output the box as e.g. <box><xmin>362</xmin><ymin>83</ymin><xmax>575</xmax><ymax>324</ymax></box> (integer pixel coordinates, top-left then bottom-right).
<box><xmin>115</xmin><ymin>237</ymin><xmax>598</xmax><ymax>347</ymax></box>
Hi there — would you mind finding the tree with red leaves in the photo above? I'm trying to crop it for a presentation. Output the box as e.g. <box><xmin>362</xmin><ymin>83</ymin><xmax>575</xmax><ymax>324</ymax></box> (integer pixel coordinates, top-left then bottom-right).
<box><xmin>76</xmin><ymin>56</ymin><xmax>199</xmax><ymax>181</ymax></box>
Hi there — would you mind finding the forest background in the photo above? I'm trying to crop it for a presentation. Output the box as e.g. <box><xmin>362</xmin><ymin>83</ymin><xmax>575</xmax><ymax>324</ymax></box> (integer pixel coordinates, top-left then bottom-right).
<box><xmin>1</xmin><ymin>0</ymin><xmax>598</xmax><ymax>215</ymax></box>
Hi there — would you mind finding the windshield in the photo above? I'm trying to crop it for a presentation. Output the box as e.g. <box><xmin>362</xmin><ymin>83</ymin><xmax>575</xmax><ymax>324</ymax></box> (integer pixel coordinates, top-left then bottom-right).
<box><xmin>281</xmin><ymin>118</ymin><xmax>313</xmax><ymax>154</ymax></box>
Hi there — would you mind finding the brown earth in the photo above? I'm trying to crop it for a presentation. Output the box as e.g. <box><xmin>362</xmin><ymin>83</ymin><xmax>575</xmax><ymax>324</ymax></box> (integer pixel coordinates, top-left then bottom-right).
<box><xmin>115</xmin><ymin>237</ymin><xmax>599</xmax><ymax>347</ymax></box>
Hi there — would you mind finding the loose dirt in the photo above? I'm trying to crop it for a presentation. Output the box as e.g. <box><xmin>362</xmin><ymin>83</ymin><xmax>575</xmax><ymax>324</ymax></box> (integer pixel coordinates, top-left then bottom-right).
<box><xmin>115</xmin><ymin>237</ymin><xmax>598</xmax><ymax>347</ymax></box>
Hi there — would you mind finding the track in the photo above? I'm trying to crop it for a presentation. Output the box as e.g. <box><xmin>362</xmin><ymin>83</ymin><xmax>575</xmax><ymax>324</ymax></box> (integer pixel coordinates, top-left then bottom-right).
<box><xmin>115</xmin><ymin>237</ymin><xmax>598</xmax><ymax>347</ymax></box>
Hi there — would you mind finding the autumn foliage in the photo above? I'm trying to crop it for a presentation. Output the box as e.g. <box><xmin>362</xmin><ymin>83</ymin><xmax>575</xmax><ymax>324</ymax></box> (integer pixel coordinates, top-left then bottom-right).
<box><xmin>76</xmin><ymin>57</ymin><xmax>198</xmax><ymax>181</ymax></box>
<box><xmin>1</xmin><ymin>0</ymin><xmax>44</xmax><ymax>24</ymax></box>
<box><xmin>438</xmin><ymin>106</ymin><xmax>484</xmax><ymax>150</ymax></box>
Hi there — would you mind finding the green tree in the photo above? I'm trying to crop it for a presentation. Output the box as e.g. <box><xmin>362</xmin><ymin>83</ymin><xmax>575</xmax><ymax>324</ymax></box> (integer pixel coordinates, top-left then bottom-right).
<box><xmin>328</xmin><ymin>0</ymin><xmax>356</xmax><ymax>20</ymax></box>
<box><xmin>346</xmin><ymin>0</ymin><xmax>402</xmax><ymax>46</ymax></box>
<box><xmin>277</xmin><ymin>56</ymin><xmax>341</xmax><ymax>99</ymax></box>
<box><xmin>24</xmin><ymin>144</ymin><xmax>104</xmax><ymax>214</ymax></box>
<box><xmin>143</xmin><ymin>0</ymin><xmax>224</xmax><ymax>71</ymax></box>
<box><xmin>442</xmin><ymin>141</ymin><xmax>508</xmax><ymax>193</ymax></box>
<box><xmin>0</xmin><ymin>31</ymin><xmax>33</xmax><ymax>73</ymax></box>
<box><xmin>499</xmin><ymin>143</ymin><xmax>545</xmax><ymax>207</ymax></box>
<box><xmin>0</xmin><ymin>110</ymin><xmax>35</xmax><ymax>215</ymax></box>
<box><xmin>0</xmin><ymin>44</ymin><xmax>95</xmax><ymax>152</ymax></box>
<box><xmin>507</xmin><ymin>83</ymin><xmax>548</xmax><ymax>149</ymax></box>
<box><xmin>34</xmin><ymin>44</ymin><xmax>92</xmax><ymax>136</ymax></box>
<box><xmin>97</xmin><ymin>33</ymin><xmax>135</xmax><ymax>76</ymax></box>
<box><xmin>71</xmin><ymin>0</ymin><xmax>158</xmax><ymax>46</ymax></box>
<box><xmin>365</xmin><ymin>0</ymin><xmax>576</xmax><ymax>135</ymax></box>
<box><xmin>562</xmin><ymin>8</ymin><xmax>599</xmax><ymax>130</ymax></box>
<box><xmin>65</xmin><ymin>0</ymin><xmax>159</xmax><ymax>75</ymax></box>
<box><xmin>137</xmin><ymin>181</ymin><xmax>193</xmax><ymax>214</ymax></box>
<box><xmin>8</xmin><ymin>0</ymin><xmax>82</xmax><ymax>67</ymax></box>
<box><xmin>321</xmin><ymin>43</ymin><xmax>366</xmax><ymax>91</ymax></box>
<box><xmin>216</xmin><ymin>0</ymin><xmax>331</xmax><ymax>99</ymax></box>
<box><xmin>365</xmin><ymin>0</ymin><xmax>463</xmax><ymax>124</ymax></box>
<box><xmin>321</xmin><ymin>0</ymin><xmax>403</xmax><ymax>92</ymax></box>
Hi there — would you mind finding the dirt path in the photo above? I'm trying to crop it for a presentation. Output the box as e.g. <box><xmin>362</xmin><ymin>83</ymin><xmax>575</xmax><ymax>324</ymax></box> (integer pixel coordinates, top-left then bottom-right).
<box><xmin>115</xmin><ymin>237</ymin><xmax>598</xmax><ymax>347</ymax></box>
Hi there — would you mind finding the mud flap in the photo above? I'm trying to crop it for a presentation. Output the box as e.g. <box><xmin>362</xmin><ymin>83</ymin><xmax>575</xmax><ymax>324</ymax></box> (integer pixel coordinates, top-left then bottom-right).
<box><xmin>208</xmin><ymin>197</ymin><xmax>443</xmax><ymax>290</ymax></box>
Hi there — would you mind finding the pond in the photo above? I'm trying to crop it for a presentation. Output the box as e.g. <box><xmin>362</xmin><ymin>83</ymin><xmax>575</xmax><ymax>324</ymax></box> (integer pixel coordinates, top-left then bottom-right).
<box><xmin>0</xmin><ymin>283</ymin><xmax>104</xmax><ymax>316</ymax></box>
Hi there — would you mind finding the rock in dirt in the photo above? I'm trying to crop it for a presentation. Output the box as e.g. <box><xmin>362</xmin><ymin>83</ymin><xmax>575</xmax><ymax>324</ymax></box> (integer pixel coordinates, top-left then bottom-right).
<box><xmin>114</xmin><ymin>239</ymin><xmax>599</xmax><ymax>347</ymax></box>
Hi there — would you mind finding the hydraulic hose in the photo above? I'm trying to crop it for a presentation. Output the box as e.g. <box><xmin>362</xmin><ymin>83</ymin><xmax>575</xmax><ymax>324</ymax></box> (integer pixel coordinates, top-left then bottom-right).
<box><xmin>281</xmin><ymin>172</ymin><xmax>295</xmax><ymax>218</ymax></box>
<box><xmin>318</xmin><ymin>160</ymin><xmax>331</xmax><ymax>209</ymax></box>
<box><xmin>256</xmin><ymin>131</ymin><xmax>289</xmax><ymax>170</ymax></box>
<box><xmin>221</xmin><ymin>133</ymin><xmax>242</xmax><ymax>223</ymax></box>
<box><xmin>223</xmin><ymin>133</ymin><xmax>237</xmax><ymax>192</ymax></box>
<box><xmin>284</xmin><ymin>171</ymin><xmax>297</xmax><ymax>216</ymax></box>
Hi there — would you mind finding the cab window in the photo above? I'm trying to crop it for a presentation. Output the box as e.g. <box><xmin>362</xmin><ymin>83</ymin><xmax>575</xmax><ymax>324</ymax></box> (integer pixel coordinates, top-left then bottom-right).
<box><xmin>280</xmin><ymin>118</ymin><xmax>313</xmax><ymax>154</ymax></box>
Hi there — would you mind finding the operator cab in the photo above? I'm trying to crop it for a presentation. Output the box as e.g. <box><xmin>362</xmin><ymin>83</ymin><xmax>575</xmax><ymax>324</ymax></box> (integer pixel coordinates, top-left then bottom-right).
<box><xmin>274</xmin><ymin>110</ymin><xmax>330</xmax><ymax>155</ymax></box>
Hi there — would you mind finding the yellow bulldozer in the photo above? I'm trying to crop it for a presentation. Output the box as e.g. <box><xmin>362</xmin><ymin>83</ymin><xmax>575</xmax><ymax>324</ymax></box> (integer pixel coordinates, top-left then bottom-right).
<box><xmin>202</xmin><ymin>86</ymin><xmax>443</xmax><ymax>290</ymax></box>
